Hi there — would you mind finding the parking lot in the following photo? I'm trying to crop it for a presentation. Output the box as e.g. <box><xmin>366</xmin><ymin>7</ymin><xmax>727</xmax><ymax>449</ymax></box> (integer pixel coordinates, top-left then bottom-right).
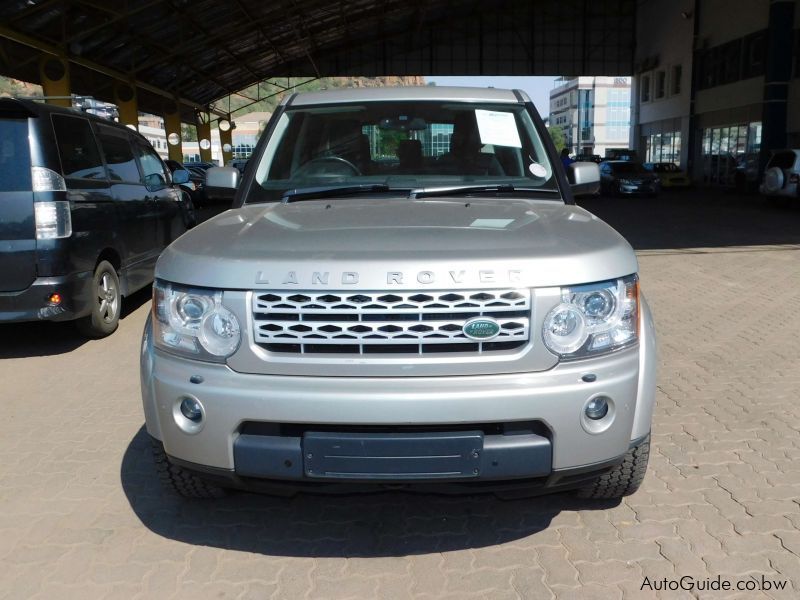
<box><xmin>2</xmin><ymin>190</ymin><xmax>800</xmax><ymax>599</ymax></box>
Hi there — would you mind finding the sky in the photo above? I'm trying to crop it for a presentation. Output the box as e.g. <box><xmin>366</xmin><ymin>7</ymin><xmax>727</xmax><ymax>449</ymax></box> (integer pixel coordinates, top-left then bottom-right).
<box><xmin>425</xmin><ymin>76</ymin><xmax>559</xmax><ymax>119</ymax></box>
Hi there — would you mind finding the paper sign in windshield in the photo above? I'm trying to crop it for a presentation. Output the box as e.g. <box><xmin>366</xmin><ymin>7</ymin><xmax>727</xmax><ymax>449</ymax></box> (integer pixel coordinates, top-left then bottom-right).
<box><xmin>475</xmin><ymin>109</ymin><xmax>522</xmax><ymax>148</ymax></box>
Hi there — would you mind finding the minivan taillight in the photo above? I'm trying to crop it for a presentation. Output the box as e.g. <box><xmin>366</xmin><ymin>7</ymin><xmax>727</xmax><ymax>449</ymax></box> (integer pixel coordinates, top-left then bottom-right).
<box><xmin>31</xmin><ymin>166</ymin><xmax>66</xmax><ymax>192</ymax></box>
<box><xmin>34</xmin><ymin>201</ymin><xmax>72</xmax><ymax>239</ymax></box>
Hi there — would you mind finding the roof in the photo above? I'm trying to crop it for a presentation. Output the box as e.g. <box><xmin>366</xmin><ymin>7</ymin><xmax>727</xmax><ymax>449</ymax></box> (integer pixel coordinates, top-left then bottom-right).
<box><xmin>287</xmin><ymin>86</ymin><xmax>525</xmax><ymax>106</ymax></box>
<box><xmin>0</xmin><ymin>0</ymin><xmax>636</xmax><ymax>123</ymax></box>
<box><xmin>0</xmin><ymin>97</ymin><xmax>148</xmax><ymax>139</ymax></box>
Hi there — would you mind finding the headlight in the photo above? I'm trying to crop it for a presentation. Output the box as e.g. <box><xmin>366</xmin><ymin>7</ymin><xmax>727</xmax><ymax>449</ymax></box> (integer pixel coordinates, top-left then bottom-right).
<box><xmin>152</xmin><ymin>280</ymin><xmax>241</xmax><ymax>362</ymax></box>
<box><xmin>542</xmin><ymin>275</ymin><xmax>638</xmax><ymax>359</ymax></box>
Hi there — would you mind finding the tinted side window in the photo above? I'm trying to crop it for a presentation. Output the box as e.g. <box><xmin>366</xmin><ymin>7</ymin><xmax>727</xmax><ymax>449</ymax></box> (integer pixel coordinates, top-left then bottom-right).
<box><xmin>0</xmin><ymin>118</ymin><xmax>31</xmax><ymax>191</ymax></box>
<box><xmin>97</xmin><ymin>127</ymin><xmax>140</xmax><ymax>183</ymax></box>
<box><xmin>133</xmin><ymin>140</ymin><xmax>167</xmax><ymax>188</ymax></box>
<box><xmin>768</xmin><ymin>152</ymin><xmax>796</xmax><ymax>170</ymax></box>
<box><xmin>52</xmin><ymin>115</ymin><xmax>105</xmax><ymax>180</ymax></box>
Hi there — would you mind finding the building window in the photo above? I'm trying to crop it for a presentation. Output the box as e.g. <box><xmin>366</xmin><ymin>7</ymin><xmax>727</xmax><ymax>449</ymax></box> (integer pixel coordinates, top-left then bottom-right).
<box><xmin>641</xmin><ymin>75</ymin><xmax>651</xmax><ymax>102</ymax></box>
<box><xmin>645</xmin><ymin>130</ymin><xmax>681</xmax><ymax>164</ymax></box>
<box><xmin>699</xmin><ymin>122</ymin><xmax>761</xmax><ymax>186</ymax></box>
<box><xmin>671</xmin><ymin>65</ymin><xmax>682</xmax><ymax>95</ymax></box>
<box><xmin>655</xmin><ymin>71</ymin><xmax>666</xmax><ymax>99</ymax></box>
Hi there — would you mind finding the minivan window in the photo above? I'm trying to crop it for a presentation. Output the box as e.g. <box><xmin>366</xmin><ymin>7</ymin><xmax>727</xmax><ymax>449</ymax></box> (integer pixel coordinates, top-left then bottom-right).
<box><xmin>133</xmin><ymin>140</ymin><xmax>168</xmax><ymax>189</ymax></box>
<box><xmin>52</xmin><ymin>115</ymin><xmax>105</xmax><ymax>180</ymax></box>
<box><xmin>0</xmin><ymin>118</ymin><xmax>31</xmax><ymax>191</ymax></box>
<box><xmin>768</xmin><ymin>152</ymin><xmax>796</xmax><ymax>170</ymax></box>
<box><xmin>97</xmin><ymin>127</ymin><xmax>140</xmax><ymax>183</ymax></box>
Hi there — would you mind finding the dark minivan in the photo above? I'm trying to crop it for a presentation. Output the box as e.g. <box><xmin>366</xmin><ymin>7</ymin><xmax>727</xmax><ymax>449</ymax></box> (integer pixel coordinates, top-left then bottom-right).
<box><xmin>0</xmin><ymin>98</ymin><xmax>187</xmax><ymax>337</ymax></box>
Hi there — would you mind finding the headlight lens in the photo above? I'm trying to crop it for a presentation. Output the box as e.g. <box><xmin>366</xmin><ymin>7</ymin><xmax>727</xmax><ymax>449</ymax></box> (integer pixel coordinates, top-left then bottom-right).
<box><xmin>542</xmin><ymin>275</ymin><xmax>638</xmax><ymax>358</ymax></box>
<box><xmin>152</xmin><ymin>280</ymin><xmax>240</xmax><ymax>362</ymax></box>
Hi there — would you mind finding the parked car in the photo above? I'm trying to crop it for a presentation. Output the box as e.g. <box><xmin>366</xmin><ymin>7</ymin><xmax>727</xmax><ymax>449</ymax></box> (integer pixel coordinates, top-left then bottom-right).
<box><xmin>0</xmin><ymin>98</ymin><xmax>186</xmax><ymax>337</ymax></box>
<box><xmin>141</xmin><ymin>86</ymin><xmax>656</xmax><ymax>501</ymax></box>
<box><xmin>599</xmin><ymin>161</ymin><xmax>660</xmax><ymax>196</ymax></box>
<box><xmin>643</xmin><ymin>162</ymin><xmax>691</xmax><ymax>188</ymax></box>
<box><xmin>164</xmin><ymin>160</ymin><xmax>199</xmax><ymax>227</ymax></box>
<box><xmin>228</xmin><ymin>159</ymin><xmax>248</xmax><ymax>174</ymax></box>
<box><xmin>759</xmin><ymin>149</ymin><xmax>800</xmax><ymax>202</ymax></box>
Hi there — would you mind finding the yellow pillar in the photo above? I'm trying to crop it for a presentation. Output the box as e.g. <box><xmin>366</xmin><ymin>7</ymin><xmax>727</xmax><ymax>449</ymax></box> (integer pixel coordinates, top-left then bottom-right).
<box><xmin>219</xmin><ymin>117</ymin><xmax>234</xmax><ymax>166</ymax></box>
<box><xmin>164</xmin><ymin>101</ymin><xmax>183</xmax><ymax>162</ymax></box>
<box><xmin>196</xmin><ymin>111</ymin><xmax>213</xmax><ymax>164</ymax></box>
<box><xmin>39</xmin><ymin>55</ymin><xmax>70</xmax><ymax>107</ymax></box>
<box><xmin>114</xmin><ymin>82</ymin><xmax>138</xmax><ymax>130</ymax></box>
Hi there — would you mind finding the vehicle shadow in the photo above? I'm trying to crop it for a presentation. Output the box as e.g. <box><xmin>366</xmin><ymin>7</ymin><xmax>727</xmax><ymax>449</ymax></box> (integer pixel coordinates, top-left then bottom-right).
<box><xmin>121</xmin><ymin>426</ymin><xmax>617</xmax><ymax>557</ymax></box>
<box><xmin>579</xmin><ymin>189</ymin><xmax>800</xmax><ymax>251</ymax></box>
<box><xmin>0</xmin><ymin>284</ymin><xmax>151</xmax><ymax>359</ymax></box>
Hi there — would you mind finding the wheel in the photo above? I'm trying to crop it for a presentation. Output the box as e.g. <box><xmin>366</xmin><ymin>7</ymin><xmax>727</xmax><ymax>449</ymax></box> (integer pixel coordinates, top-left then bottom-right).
<box><xmin>576</xmin><ymin>436</ymin><xmax>650</xmax><ymax>499</ymax></box>
<box><xmin>151</xmin><ymin>439</ymin><xmax>226</xmax><ymax>499</ymax></box>
<box><xmin>763</xmin><ymin>167</ymin><xmax>784</xmax><ymax>194</ymax></box>
<box><xmin>76</xmin><ymin>260</ymin><xmax>121</xmax><ymax>338</ymax></box>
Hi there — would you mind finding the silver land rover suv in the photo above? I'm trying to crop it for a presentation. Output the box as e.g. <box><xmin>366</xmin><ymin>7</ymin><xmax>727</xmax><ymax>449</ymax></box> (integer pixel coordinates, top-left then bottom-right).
<box><xmin>140</xmin><ymin>87</ymin><xmax>656</xmax><ymax>500</ymax></box>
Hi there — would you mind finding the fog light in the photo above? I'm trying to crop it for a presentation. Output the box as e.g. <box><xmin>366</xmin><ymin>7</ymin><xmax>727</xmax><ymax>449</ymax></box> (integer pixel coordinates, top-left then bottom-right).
<box><xmin>179</xmin><ymin>397</ymin><xmax>203</xmax><ymax>422</ymax></box>
<box><xmin>585</xmin><ymin>396</ymin><xmax>609</xmax><ymax>420</ymax></box>
<box><xmin>48</xmin><ymin>293</ymin><xmax>62</xmax><ymax>305</ymax></box>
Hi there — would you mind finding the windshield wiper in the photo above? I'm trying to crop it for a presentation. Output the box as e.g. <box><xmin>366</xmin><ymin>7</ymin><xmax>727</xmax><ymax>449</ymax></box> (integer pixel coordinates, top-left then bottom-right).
<box><xmin>408</xmin><ymin>184</ymin><xmax>559</xmax><ymax>200</ymax></box>
<box><xmin>281</xmin><ymin>184</ymin><xmax>391</xmax><ymax>203</ymax></box>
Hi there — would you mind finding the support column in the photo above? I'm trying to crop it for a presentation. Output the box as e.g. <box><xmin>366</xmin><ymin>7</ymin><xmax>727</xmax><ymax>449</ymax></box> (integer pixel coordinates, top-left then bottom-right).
<box><xmin>114</xmin><ymin>82</ymin><xmax>138</xmax><ymax>130</ymax></box>
<box><xmin>164</xmin><ymin>101</ymin><xmax>183</xmax><ymax>162</ymax></box>
<box><xmin>219</xmin><ymin>116</ymin><xmax>234</xmax><ymax>166</ymax></box>
<box><xmin>196</xmin><ymin>111</ymin><xmax>213</xmax><ymax>164</ymax></box>
<box><xmin>760</xmin><ymin>0</ymin><xmax>795</xmax><ymax>173</ymax></box>
<box><xmin>38</xmin><ymin>54</ymin><xmax>70</xmax><ymax>107</ymax></box>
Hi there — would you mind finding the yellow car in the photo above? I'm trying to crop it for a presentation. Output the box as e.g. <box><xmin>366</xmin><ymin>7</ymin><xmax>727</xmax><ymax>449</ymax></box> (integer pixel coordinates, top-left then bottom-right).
<box><xmin>644</xmin><ymin>162</ymin><xmax>691</xmax><ymax>188</ymax></box>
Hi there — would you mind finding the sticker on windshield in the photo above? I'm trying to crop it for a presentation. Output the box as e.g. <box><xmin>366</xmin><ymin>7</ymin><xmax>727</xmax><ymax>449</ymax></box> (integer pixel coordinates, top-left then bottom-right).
<box><xmin>474</xmin><ymin>109</ymin><xmax>522</xmax><ymax>148</ymax></box>
<box><xmin>529</xmin><ymin>163</ymin><xmax>547</xmax><ymax>178</ymax></box>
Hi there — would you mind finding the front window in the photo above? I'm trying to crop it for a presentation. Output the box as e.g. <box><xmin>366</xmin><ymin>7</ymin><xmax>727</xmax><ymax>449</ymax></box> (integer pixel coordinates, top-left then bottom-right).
<box><xmin>249</xmin><ymin>101</ymin><xmax>557</xmax><ymax>203</ymax></box>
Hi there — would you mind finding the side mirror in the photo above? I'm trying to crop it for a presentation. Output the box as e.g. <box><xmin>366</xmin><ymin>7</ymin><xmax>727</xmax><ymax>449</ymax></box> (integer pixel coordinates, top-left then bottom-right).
<box><xmin>172</xmin><ymin>169</ymin><xmax>190</xmax><ymax>185</ymax></box>
<box><xmin>568</xmin><ymin>162</ymin><xmax>600</xmax><ymax>197</ymax></box>
<box><xmin>144</xmin><ymin>172</ymin><xmax>166</xmax><ymax>191</ymax></box>
<box><xmin>205</xmin><ymin>166</ymin><xmax>240</xmax><ymax>201</ymax></box>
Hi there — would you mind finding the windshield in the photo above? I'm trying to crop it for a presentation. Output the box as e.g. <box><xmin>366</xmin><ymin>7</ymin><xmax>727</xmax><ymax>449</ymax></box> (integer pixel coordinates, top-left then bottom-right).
<box><xmin>249</xmin><ymin>101</ymin><xmax>558</xmax><ymax>203</ymax></box>
<box><xmin>653</xmin><ymin>163</ymin><xmax>679</xmax><ymax>173</ymax></box>
<box><xmin>611</xmin><ymin>162</ymin><xmax>648</xmax><ymax>174</ymax></box>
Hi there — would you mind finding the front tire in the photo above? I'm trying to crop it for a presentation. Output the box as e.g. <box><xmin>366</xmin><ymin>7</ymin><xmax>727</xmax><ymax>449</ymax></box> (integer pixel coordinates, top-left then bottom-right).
<box><xmin>151</xmin><ymin>440</ymin><xmax>226</xmax><ymax>499</ymax></box>
<box><xmin>76</xmin><ymin>260</ymin><xmax>121</xmax><ymax>338</ymax></box>
<box><xmin>577</xmin><ymin>437</ymin><xmax>650</xmax><ymax>499</ymax></box>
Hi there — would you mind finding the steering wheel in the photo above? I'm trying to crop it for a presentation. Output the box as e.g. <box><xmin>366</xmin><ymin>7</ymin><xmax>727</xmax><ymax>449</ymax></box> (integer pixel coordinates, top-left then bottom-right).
<box><xmin>294</xmin><ymin>156</ymin><xmax>362</xmax><ymax>178</ymax></box>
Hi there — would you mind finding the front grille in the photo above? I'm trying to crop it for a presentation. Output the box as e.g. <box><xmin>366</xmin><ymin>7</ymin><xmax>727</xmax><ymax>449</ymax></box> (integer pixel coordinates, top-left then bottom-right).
<box><xmin>252</xmin><ymin>290</ymin><xmax>531</xmax><ymax>355</ymax></box>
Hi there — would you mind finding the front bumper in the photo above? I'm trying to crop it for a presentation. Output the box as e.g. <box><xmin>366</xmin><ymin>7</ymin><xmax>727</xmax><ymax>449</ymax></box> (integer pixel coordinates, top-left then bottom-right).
<box><xmin>141</xmin><ymin>300</ymin><xmax>657</xmax><ymax>483</ymax></box>
<box><xmin>0</xmin><ymin>271</ymin><xmax>93</xmax><ymax>323</ymax></box>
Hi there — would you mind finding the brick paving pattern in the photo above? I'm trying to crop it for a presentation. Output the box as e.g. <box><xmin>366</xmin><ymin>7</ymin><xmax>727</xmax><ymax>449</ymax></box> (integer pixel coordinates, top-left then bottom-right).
<box><xmin>1</xmin><ymin>192</ymin><xmax>799</xmax><ymax>598</ymax></box>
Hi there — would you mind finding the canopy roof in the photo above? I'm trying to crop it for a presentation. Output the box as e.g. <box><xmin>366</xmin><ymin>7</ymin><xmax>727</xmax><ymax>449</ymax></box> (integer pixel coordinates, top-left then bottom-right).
<box><xmin>0</xmin><ymin>0</ymin><xmax>635</xmax><ymax>121</ymax></box>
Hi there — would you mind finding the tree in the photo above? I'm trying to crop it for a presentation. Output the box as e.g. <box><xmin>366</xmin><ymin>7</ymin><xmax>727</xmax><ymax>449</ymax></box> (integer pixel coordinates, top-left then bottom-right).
<box><xmin>548</xmin><ymin>126</ymin><xmax>566</xmax><ymax>153</ymax></box>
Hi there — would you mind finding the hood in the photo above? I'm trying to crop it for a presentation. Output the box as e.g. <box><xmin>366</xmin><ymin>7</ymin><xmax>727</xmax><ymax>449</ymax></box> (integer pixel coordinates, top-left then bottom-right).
<box><xmin>157</xmin><ymin>197</ymin><xmax>638</xmax><ymax>290</ymax></box>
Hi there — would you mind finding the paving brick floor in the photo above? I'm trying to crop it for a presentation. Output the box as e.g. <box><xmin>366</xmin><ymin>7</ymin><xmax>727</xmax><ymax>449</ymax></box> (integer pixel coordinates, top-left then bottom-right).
<box><xmin>2</xmin><ymin>191</ymin><xmax>800</xmax><ymax>599</ymax></box>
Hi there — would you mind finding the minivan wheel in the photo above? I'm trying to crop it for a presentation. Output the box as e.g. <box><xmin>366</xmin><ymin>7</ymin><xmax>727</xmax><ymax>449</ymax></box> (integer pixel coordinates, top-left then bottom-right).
<box><xmin>576</xmin><ymin>436</ymin><xmax>650</xmax><ymax>499</ymax></box>
<box><xmin>76</xmin><ymin>260</ymin><xmax>121</xmax><ymax>338</ymax></box>
<box><xmin>151</xmin><ymin>439</ymin><xmax>226</xmax><ymax>499</ymax></box>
